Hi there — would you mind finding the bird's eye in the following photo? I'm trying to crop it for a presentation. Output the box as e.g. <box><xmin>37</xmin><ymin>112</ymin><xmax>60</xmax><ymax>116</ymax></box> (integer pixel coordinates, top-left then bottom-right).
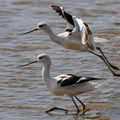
<box><xmin>39</xmin><ymin>25</ymin><xmax>43</xmax><ymax>27</ymax></box>
<box><xmin>38</xmin><ymin>56</ymin><xmax>43</xmax><ymax>59</ymax></box>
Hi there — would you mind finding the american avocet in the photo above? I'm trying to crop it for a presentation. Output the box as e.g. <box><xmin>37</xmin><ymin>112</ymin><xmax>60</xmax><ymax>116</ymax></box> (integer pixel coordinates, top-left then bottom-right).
<box><xmin>20</xmin><ymin>5</ymin><xmax>120</xmax><ymax>77</ymax></box>
<box><xmin>18</xmin><ymin>53</ymin><xmax>103</xmax><ymax>114</ymax></box>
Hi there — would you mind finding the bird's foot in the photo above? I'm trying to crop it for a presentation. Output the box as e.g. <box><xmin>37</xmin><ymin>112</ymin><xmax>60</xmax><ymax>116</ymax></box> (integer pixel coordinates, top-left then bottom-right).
<box><xmin>76</xmin><ymin>109</ymin><xmax>86</xmax><ymax>114</ymax></box>
<box><xmin>76</xmin><ymin>109</ymin><xmax>80</xmax><ymax>114</ymax></box>
<box><xmin>81</xmin><ymin>109</ymin><xmax>86</xmax><ymax>114</ymax></box>
<box><xmin>113</xmin><ymin>73</ymin><xmax>120</xmax><ymax>77</ymax></box>
<box><xmin>45</xmin><ymin>106</ymin><xmax>68</xmax><ymax>114</ymax></box>
<box><xmin>110</xmin><ymin>64</ymin><xmax>120</xmax><ymax>71</ymax></box>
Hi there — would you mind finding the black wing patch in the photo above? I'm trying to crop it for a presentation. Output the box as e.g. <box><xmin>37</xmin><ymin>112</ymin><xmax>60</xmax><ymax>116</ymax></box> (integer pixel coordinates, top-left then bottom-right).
<box><xmin>57</xmin><ymin>74</ymin><xmax>82</xmax><ymax>87</ymax></box>
<box><xmin>57</xmin><ymin>74</ymin><xmax>102</xmax><ymax>87</ymax></box>
<box><xmin>77</xmin><ymin>77</ymin><xmax>101</xmax><ymax>84</ymax></box>
<box><xmin>50</xmin><ymin>5</ymin><xmax>74</xmax><ymax>31</ymax></box>
<box><xmin>84</xmin><ymin>22</ymin><xmax>92</xmax><ymax>35</ymax></box>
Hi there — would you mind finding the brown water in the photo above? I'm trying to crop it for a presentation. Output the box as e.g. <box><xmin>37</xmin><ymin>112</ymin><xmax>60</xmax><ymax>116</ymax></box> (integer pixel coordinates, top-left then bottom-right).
<box><xmin>0</xmin><ymin>0</ymin><xmax>120</xmax><ymax>120</ymax></box>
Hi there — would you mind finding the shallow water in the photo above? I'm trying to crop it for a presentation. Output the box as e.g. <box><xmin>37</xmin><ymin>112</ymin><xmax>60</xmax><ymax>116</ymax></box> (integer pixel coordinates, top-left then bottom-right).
<box><xmin>0</xmin><ymin>0</ymin><xmax>120</xmax><ymax>120</ymax></box>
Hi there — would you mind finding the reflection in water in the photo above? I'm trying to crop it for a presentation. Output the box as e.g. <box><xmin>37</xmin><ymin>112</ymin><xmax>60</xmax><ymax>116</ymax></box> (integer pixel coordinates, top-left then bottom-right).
<box><xmin>0</xmin><ymin>0</ymin><xmax>120</xmax><ymax>120</ymax></box>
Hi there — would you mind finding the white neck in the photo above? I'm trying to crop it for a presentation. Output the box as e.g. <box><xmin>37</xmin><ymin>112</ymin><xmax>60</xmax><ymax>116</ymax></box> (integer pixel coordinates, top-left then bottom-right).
<box><xmin>43</xmin><ymin>25</ymin><xmax>62</xmax><ymax>45</ymax></box>
<box><xmin>42</xmin><ymin>60</ymin><xmax>54</xmax><ymax>90</ymax></box>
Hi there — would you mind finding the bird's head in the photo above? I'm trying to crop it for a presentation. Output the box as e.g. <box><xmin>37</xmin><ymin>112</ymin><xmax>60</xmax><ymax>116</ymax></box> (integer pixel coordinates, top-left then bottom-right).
<box><xmin>19</xmin><ymin>22</ymin><xmax>49</xmax><ymax>35</ymax></box>
<box><xmin>18</xmin><ymin>54</ymin><xmax>51</xmax><ymax>67</ymax></box>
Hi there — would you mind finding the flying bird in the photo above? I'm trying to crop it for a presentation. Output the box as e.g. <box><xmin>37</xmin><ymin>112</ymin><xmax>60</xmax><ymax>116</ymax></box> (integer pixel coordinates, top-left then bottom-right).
<box><xmin>20</xmin><ymin>5</ymin><xmax>120</xmax><ymax>77</ymax></box>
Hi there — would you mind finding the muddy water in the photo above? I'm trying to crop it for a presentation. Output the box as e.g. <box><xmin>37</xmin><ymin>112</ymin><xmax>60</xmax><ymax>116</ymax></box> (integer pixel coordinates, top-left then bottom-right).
<box><xmin>0</xmin><ymin>0</ymin><xmax>120</xmax><ymax>120</ymax></box>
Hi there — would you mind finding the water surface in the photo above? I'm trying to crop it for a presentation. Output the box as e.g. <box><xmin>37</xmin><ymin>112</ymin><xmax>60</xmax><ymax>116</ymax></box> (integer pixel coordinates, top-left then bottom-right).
<box><xmin>0</xmin><ymin>0</ymin><xmax>120</xmax><ymax>120</ymax></box>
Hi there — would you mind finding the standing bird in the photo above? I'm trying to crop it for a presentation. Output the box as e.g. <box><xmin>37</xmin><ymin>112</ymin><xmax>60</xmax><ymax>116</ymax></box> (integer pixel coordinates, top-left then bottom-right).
<box><xmin>20</xmin><ymin>5</ymin><xmax>120</xmax><ymax>77</ymax></box>
<box><xmin>18</xmin><ymin>53</ymin><xmax>103</xmax><ymax>114</ymax></box>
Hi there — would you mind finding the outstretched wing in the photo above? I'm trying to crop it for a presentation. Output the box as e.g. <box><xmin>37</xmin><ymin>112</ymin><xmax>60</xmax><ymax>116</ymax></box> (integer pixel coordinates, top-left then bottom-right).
<box><xmin>73</xmin><ymin>17</ymin><xmax>96</xmax><ymax>51</ymax></box>
<box><xmin>75</xmin><ymin>18</ymin><xmax>92</xmax><ymax>44</ymax></box>
<box><xmin>50</xmin><ymin>5</ymin><xmax>74</xmax><ymax>32</ymax></box>
<box><xmin>51</xmin><ymin>5</ymin><xmax>96</xmax><ymax>51</ymax></box>
<box><xmin>57</xmin><ymin>74</ymin><xmax>101</xmax><ymax>87</ymax></box>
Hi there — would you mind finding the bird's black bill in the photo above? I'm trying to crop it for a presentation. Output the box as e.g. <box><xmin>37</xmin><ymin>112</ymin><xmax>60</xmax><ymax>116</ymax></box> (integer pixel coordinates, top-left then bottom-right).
<box><xmin>18</xmin><ymin>60</ymin><xmax>38</xmax><ymax>67</ymax></box>
<box><xmin>19</xmin><ymin>28</ymin><xmax>38</xmax><ymax>35</ymax></box>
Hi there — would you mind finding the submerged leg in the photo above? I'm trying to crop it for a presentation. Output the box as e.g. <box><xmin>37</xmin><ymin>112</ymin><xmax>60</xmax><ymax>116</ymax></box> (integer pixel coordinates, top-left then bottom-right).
<box><xmin>89</xmin><ymin>50</ymin><xmax>120</xmax><ymax>77</ymax></box>
<box><xmin>45</xmin><ymin>106</ymin><xmax>68</xmax><ymax>114</ymax></box>
<box><xmin>74</xmin><ymin>96</ymin><xmax>85</xmax><ymax>113</ymax></box>
<box><xmin>96</xmin><ymin>47</ymin><xmax>119</xmax><ymax>70</ymax></box>
<box><xmin>71</xmin><ymin>97</ymin><xmax>80</xmax><ymax>113</ymax></box>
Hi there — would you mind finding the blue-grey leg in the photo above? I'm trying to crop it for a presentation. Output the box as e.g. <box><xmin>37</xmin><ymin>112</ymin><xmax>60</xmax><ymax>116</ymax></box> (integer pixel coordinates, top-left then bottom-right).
<box><xmin>96</xmin><ymin>47</ymin><xmax>119</xmax><ymax>70</ymax></box>
<box><xmin>75</xmin><ymin>96</ymin><xmax>85</xmax><ymax>113</ymax></box>
<box><xmin>71</xmin><ymin>97</ymin><xmax>80</xmax><ymax>113</ymax></box>
<box><xmin>89</xmin><ymin>50</ymin><xmax>120</xmax><ymax>77</ymax></box>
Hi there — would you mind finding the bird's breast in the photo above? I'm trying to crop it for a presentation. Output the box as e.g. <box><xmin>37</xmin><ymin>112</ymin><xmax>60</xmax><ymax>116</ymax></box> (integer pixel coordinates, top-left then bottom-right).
<box><xmin>62</xmin><ymin>39</ymin><xmax>89</xmax><ymax>52</ymax></box>
<box><xmin>57</xmin><ymin>32</ymin><xmax>89</xmax><ymax>52</ymax></box>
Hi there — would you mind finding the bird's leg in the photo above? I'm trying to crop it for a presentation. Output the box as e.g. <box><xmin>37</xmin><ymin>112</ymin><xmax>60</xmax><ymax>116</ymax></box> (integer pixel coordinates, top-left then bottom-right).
<box><xmin>96</xmin><ymin>47</ymin><xmax>120</xmax><ymax>70</ymax></box>
<box><xmin>74</xmin><ymin>96</ymin><xmax>85</xmax><ymax>114</ymax></box>
<box><xmin>89</xmin><ymin>50</ymin><xmax>120</xmax><ymax>77</ymax></box>
<box><xmin>71</xmin><ymin>97</ymin><xmax>80</xmax><ymax>113</ymax></box>
<box><xmin>45</xmin><ymin>106</ymin><xmax>68</xmax><ymax>114</ymax></box>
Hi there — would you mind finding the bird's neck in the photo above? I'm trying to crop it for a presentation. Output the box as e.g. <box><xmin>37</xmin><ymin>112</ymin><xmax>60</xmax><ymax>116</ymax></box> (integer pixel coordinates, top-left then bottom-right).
<box><xmin>42</xmin><ymin>61</ymin><xmax>53</xmax><ymax>90</ymax></box>
<box><xmin>43</xmin><ymin>26</ymin><xmax>62</xmax><ymax>45</ymax></box>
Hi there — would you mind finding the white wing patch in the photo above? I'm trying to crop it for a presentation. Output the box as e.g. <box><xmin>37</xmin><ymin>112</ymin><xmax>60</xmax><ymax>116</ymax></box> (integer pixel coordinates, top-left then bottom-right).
<box><xmin>56</xmin><ymin>74</ymin><xmax>102</xmax><ymax>87</ymax></box>
<box><xmin>76</xmin><ymin>77</ymin><xmax>86</xmax><ymax>83</ymax></box>
<box><xmin>54</xmin><ymin>74</ymin><xmax>70</xmax><ymax>81</ymax></box>
<box><xmin>75</xmin><ymin>18</ymin><xmax>88</xmax><ymax>45</ymax></box>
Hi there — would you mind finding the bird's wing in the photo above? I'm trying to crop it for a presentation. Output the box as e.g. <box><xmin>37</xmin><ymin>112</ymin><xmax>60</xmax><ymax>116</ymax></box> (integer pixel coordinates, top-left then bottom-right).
<box><xmin>74</xmin><ymin>18</ymin><xmax>92</xmax><ymax>44</ymax></box>
<box><xmin>72</xmin><ymin>17</ymin><xmax>95</xmax><ymax>50</ymax></box>
<box><xmin>50</xmin><ymin>5</ymin><xmax>74</xmax><ymax>32</ymax></box>
<box><xmin>57</xmin><ymin>74</ymin><xmax>101</xmax><ymax>87</ymax></box>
